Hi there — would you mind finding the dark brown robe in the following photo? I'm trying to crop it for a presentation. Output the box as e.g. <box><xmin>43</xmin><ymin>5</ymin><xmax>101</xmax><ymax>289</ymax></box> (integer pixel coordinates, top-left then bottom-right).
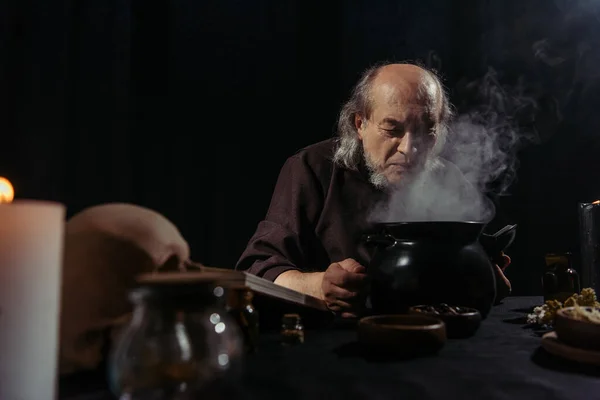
<box><xmin>235</xmin><ymin>138</ymin><xmax>486</xmax><ymax>281</ymax></box>
<box><xmin>236</xmin><ymin>139</ymin><xmax>385</xmax><ymax>280</ymax></box>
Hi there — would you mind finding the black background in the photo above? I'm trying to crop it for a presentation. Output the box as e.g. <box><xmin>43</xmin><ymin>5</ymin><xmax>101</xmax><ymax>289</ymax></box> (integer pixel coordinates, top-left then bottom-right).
<box><xmin>2</xmin><ymin>0</ymin><xmax>600</xmax><ymax>295</ymax></box>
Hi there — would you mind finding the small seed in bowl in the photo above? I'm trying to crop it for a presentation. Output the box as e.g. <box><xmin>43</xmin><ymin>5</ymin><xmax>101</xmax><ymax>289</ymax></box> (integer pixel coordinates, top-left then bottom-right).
<box><xmin>413</xmin><ymin>304</ymin><xmax>470</xmax><ymax>315</ymax></box>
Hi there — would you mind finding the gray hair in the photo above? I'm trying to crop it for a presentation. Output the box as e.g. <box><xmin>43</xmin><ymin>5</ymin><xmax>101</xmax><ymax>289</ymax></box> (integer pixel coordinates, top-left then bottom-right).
<box><xmin>333</xmin><ymin>62</ymin><xmax>454</xmax><ymax>171</ymax></box>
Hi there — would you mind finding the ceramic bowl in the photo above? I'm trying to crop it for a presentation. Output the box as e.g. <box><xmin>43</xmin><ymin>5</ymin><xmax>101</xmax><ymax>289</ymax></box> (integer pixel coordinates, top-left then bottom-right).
<box><xmin>357</xmin><ymin>314</ymin><xmax>446</xmax><ymax>358</ymax></box>
<box><xmin>554</xmin><ymin>306</ymin><xmax>600</xmax><ymax>351</ymax></box>
<box><xmin>409</xmin><ymin>304</ymin><xmax>482</xmax><ymax>339</ymax></box>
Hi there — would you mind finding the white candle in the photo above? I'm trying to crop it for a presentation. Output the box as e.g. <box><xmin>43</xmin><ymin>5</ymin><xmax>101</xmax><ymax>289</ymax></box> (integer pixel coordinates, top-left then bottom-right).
<box><xmin>0</xmin><ymin>195</ymin><xmax>65</xmax><ymax>400</ymax></box>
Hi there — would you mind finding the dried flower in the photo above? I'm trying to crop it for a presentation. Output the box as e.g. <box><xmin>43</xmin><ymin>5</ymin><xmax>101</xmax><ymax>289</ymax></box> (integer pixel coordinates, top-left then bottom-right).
<box><xmin>526</xmin><ymin>288</ymin><xmax>600</xmax><ymax>326</ymax></box>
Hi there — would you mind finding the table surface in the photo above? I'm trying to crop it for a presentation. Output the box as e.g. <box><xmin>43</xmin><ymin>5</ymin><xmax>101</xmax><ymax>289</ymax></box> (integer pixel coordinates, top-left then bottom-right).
<box><xmin>60</xmin><ymin>296</ymin><xmax>600</xmax><ymax>400</ymax></box>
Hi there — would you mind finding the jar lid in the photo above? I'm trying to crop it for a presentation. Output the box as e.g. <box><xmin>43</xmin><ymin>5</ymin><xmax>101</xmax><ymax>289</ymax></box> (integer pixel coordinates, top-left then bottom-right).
<box><xmin>137</xmin><ymin>271</ymin><xmax>230</xmax><ymax>285</ymax></box>
<box><xmin>130</xmin><ymin>272</ymin><xmax>228</xmax><ymax>308</ymax></box>
<box><xmin>282</xmin><ymin>313</ymin><xmax>302</xmax><ymax>326</ymax></box>
<box><xmin>227</xmin><ymin>287</ymin><xmax>254</xmax><ymax>307</ymax></box>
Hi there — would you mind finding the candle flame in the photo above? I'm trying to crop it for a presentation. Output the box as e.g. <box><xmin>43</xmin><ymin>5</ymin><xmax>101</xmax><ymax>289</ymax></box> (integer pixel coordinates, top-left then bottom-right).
<box><xmin>0</xmin><ymin>177</ymin><xmax>14</xmax><ymax>204</ymax></box>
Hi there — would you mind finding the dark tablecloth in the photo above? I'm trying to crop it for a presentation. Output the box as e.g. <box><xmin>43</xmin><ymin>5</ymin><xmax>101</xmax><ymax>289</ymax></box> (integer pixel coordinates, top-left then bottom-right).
<box><xmin>60</xmin><ymin>296</ymin><xmax>600</xmax><ymax>400</ymax></box>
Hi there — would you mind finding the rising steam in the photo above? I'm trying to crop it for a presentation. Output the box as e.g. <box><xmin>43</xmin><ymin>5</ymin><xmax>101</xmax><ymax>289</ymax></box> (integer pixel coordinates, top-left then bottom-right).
<box><xmin>373</xmin><ymin>67</ymin><xmax>538</xmax><ymax>223</ymax></box>
<box><xmin>370</xmin><ymin>0</ymin><xmax>600</xmax><ymax>223</ymax></box>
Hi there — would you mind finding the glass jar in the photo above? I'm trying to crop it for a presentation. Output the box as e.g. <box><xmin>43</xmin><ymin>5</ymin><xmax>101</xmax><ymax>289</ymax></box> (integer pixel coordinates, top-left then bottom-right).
<box><xmin>543</xmin><ymin>253</ymin><xmax>581</xmax><ymax>303</ymax></box>
<box><xmin>280</xmin><ymin>313</ymin><xmax>304</xmax><ymax>345</ymax></box>
<box><xmin>227</xmin><ymin>287</ymin><xmax>259</xmax><ymax>353</ymax></box>
<box><xmin>108</xmin><ymin>279</ymin><xmax>244</xmax><ymax>399</ymax></box>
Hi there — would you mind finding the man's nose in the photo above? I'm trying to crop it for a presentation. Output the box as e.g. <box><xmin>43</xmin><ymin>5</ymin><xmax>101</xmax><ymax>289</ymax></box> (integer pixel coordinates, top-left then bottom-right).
<box><xmin>397</xmin><ymin>132</ymin><xmax>417</xmax><ymax>156</ymax></box>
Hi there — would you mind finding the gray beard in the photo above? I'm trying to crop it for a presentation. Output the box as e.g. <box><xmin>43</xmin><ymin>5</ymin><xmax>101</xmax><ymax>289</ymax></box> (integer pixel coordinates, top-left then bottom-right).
<box><xmin>363</xmin><ymin>150</ymin><xmax>440</xmax><ymax>191</ymax></box>
<box><xmin>364</xmin><ymin>156</ymin><xmax>389</xmax><ymax>189</ymax></box>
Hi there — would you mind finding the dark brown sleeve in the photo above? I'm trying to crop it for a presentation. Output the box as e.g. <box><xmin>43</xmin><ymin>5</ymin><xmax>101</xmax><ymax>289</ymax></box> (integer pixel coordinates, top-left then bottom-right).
<box><xmin>235</xmin><ymin>154</ymin><xmax>324</xmax><ymax>281</ymax></box>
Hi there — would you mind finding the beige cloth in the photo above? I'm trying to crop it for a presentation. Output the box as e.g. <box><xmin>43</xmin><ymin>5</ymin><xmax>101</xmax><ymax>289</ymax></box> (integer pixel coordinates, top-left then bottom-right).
<box><xmin>59</xmin><ymin>203</ymin><xmax>190</xmax><ymax>375</ymax></box>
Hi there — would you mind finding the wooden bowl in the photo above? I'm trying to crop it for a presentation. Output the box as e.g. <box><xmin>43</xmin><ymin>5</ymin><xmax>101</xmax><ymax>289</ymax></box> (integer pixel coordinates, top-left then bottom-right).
<box><xmin>554</xmin><ymin>307</ymin><xmax>600</xmax><ymax>351</ymax></box>
<box><xmin>409</xmin><ymin>305</ymin><xmax>482</xmax><ymax>339</ymax></box>
<box><xmin>357</xmin><ymin>314</ymin><xmax>446</xmax><ymax>358</ymax></box>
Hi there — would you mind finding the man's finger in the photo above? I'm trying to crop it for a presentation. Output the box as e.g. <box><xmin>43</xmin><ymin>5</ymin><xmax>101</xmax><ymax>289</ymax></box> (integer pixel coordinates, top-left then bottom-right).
<box><xmin>327</xmin><ymin>285</ymin><xmax>359</xmax><ymax>301</ymax></box>
<box><xmin>495</xmin><ymin>264</ymin><xmax>511</xmax><ymax>290</ymax></box>
<box><xmin>325</xmin><ymin>295</ymin><xmax>361</xmax><ymax>315</ymax></box>
<box><xmin>332</xmin><ymin>298</ymin><xmax>353</xmax><ymax>309</ymax></box>
<box><xmin>338</xmin><ymin>258</ymin><xmax>366</xmax><ymax>274</ymax></box>
<box><xmin>331</xmin><ymin>270</ymin><xmax>369</xmax><ymax>289</ymax></box>
<box><xmin>325</xmin><ymin>297</ymin><xmax>354</xmax><ymax>312</ymax></box>
<box><xmin>500</xmin><ymin>253</ymin><xmax>511</xmax><ymax>270</ymax></box>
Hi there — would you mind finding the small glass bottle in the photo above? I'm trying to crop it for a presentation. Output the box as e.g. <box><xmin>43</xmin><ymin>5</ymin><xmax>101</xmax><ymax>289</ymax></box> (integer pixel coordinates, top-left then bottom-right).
<box><xmin>280</xmin><ymin>313</ymin><xmax>304</xmax><ymax>345</ymax></box>
<box><xmin>543</xmin><ymin>252</ymin><xmax>581</xmax><ymax>303</ymax></box>
<box><xmin>227</xmin><ymin>287</ymin><xmax>259</xmax><ymax>353</ymax></box>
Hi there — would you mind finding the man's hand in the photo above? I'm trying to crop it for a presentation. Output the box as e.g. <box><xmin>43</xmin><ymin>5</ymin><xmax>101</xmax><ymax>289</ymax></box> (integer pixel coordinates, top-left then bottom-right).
<box><xmin>495</xmin><ymin>252</ymin><xmax>512</xmax><ymax>304</ymax></box>
<box><xmin>321</xmin><ymin>258</ymin><xmax>369</xmax><ymax>318</ymax></box>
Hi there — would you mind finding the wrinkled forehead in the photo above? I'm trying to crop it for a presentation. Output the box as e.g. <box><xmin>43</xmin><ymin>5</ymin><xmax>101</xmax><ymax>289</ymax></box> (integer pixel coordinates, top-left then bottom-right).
<box><xmin>371</xmin><ymin>75</ymin><xmax>442</xmax><ymax>121</ymax></box>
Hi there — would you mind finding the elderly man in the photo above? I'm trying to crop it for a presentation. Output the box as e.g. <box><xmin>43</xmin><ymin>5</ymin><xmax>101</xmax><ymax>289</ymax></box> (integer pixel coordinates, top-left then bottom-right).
<box><xmin>236</xmin><ymin>63</ymin><xmax>511</xmax><ymax>317</ymax></box>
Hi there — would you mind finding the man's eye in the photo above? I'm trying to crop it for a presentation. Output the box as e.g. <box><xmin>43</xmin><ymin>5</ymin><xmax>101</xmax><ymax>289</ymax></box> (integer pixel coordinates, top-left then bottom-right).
<box><xmin>381</xmin><ymin>129</ymin><xmax>402</xmax><ymax>138</ymax></box>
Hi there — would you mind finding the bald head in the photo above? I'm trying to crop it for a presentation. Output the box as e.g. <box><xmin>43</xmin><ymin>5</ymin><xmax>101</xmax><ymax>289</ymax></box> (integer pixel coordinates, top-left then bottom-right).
<box><xmin>370</xmin><ymin>63</ymin><xmax>444</xmax><ymax>119</ymax></box>
<box><xmin>374</xmin><ymin>63</ymin><xmax>431</xmax><ymax>87</ymax></box>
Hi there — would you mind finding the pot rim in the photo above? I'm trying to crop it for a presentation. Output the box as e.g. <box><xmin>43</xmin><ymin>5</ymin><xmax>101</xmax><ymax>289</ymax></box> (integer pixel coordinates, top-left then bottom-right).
<box><xmin>372</xmin><ymin>220</ymin><xmax>485</xmax><ymax>227</ymax></box>
<box><xmin>365</xmin><ymin>220</ymin><xmax>487</xmax><ymax>244</ymax></box>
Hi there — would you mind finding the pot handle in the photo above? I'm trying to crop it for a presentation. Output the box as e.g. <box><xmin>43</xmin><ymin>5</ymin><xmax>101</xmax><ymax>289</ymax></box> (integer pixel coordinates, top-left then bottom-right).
<box><xmin>363</xmin><ymin>233</ymin><xmax>396</xmax><ymax>247</ymax></box>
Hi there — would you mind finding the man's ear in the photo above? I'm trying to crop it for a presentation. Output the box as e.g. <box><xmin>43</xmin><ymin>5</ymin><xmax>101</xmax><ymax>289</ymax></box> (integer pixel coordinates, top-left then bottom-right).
<box><xmin>354</xmin><ymin>114</ymin><xmax>366</xmax><ymax>140</ymax></box>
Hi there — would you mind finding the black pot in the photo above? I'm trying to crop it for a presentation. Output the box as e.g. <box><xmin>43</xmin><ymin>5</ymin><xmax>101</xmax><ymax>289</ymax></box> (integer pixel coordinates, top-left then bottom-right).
<box><xmin>363</xmin><ymin>221</ymin><xmax>496</xmax><ymax>319</ymax></box>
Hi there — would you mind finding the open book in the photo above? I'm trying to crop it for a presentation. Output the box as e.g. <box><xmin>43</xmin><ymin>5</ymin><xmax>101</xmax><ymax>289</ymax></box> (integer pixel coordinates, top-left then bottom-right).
<box><xmin>138</xmin><ymin>265</ymin><xmax>328</xmax><ymax>312</ymax></box>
